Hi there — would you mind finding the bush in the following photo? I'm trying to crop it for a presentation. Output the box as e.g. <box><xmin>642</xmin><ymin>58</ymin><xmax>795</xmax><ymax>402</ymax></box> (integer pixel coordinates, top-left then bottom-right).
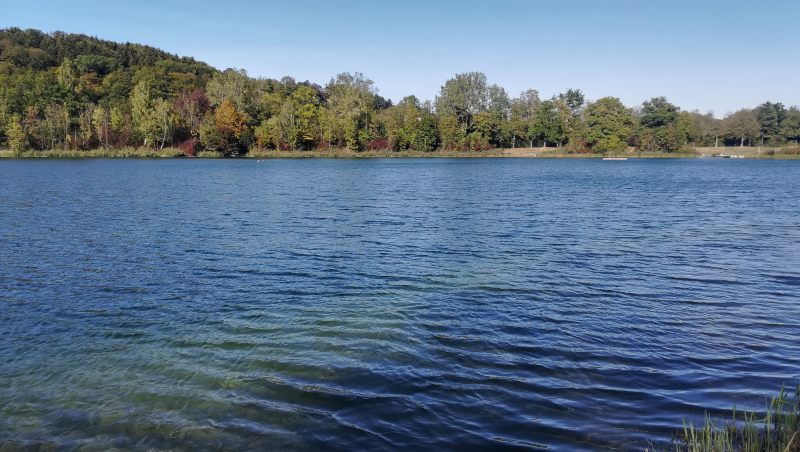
<box><xmin>367</xmin><ymin>138</ymin><xmax>390</xmax><ymax>150</ymax></box>
<box><xmin>178</xmin><ymin>138</ymin><xmax>199</xmax><ymax>156</ymax></box>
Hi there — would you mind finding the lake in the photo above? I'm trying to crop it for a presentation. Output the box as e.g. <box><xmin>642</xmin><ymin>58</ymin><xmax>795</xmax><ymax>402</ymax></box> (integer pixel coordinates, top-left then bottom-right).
<box><xmin>1</xmin><ymin>158</ymin><xmax>799</xmax><ymax>450</ymax></box>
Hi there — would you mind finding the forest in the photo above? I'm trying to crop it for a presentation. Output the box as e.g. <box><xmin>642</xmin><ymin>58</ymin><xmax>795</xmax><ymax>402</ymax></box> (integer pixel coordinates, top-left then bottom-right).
<box><xmin>2</xmin><ymin>28</ymin><xmax>800</xmax><ymax>156</ymax></box>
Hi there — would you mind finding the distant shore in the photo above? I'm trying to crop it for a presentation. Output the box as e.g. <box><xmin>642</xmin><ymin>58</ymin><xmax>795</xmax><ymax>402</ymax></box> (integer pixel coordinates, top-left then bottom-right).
<box><xmin>1</xmin><ymin>146</ymin><xmax>799</xmax><ymax>160</ymax></box>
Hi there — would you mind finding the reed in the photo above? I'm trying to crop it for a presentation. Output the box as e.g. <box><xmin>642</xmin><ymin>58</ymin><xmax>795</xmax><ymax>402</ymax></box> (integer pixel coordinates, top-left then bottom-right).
<box><xmin>0</xmin><ymin>147</ymin><xmax>185</xmax><ymax>158</ymax></box>
<box><xmin>669</xmin><ymin>385</ymin><xmax>799</xmax><ymax>452</ymax></box>
<box><xmin>3</xmin><ymin>147</ymin><xmax>800</xmax><ymax>159</ymax></box>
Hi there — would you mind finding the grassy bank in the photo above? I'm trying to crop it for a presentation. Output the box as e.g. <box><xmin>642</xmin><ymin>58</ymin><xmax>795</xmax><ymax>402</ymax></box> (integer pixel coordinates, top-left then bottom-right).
<box><xmin>246</xmin><ymin>148</ymin><xmax>508</xmax><ymax>158</ymax></box>
<box><xmin>654</xmin><ymin>385</ymin><xmax>800</xmax><ymax>451</ymax></box>
<box><xmin>212</xmin><ymin>147</ymin><xmax>702</xmax><ymax>159</ymax></box>
<box><xmin>2</xmin><ymin>146</ymin><xmax>800</xmax><ymax>159</ymax></box>
<box><xmin>0</xmin><ymin>147</ymin><xmax>185</xmax><ymax>158</ymax></box>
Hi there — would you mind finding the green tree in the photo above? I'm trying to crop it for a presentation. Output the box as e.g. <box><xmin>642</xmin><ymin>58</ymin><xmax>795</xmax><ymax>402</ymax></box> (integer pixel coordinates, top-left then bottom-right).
<box><xmin>531</xmin><ymin>100</ymin><xmax>564</xmax><ymax>147</ymax></box>
<box><xmin>288</xmin><ymin>85</ymin><xmax>323</xmax><ymax>149</ymax></box>
<box><xmin>43</xmin><ymin>103</ymin><xmax>68</xmax><ymax>149</ymax></box>
<box><xmin>413</xmin><ymin>114</ymin><xmax>438</xmax><ymax>152</ymax></box>
<box><xmin>509</xmin><ymin>89</ymin><xmax>540</xmax><ymax>148</ymax></box>
<box><xmin>696</xmin><ymin>112</ymin><xmax>724</xmax><ymax>148</ymax></box>
<box><xmin>377</xmin><ymin>96</ymin><xmax>422</xmax><ymax>150</ymax></box>
<box><xmin>6</xmin><ymin>114</ymin><xmax>28</xmax><ymax>154</ymax></box>
<box><xmin>558</xmin><ymin>89</ymin><xmax>585</xmax><ymax>117</ymax></box>
<box><xmin>438</xmin><ymin>115</ymin><xmax>465</xmax><ymax>150</ymax></box>
<box><xmin>585</xmin><ymin>97</ymin><xmax>633</xmax><ymax>153</ymax></box>
<box><xmin>56</xmin><ymin>58</ymin><xmax>77</xmax><ymax>92</ymax></box>
<box><xmin>205</xmin><ymin>68</ymin><xmax>258</xmax><ymax>119</ymax></box>
<box><xmin>780</xmin><ymin>107</ymin><xmax>800</xmax><ymax>144</ymax></box>
<box><xmin>675</xmin><ymin>111</ymin><xmax>702</xmax><ymax>147</ymax></box>
<box><xmin>151</xmin><ymin>99</ymin><xmax>174</xmax><ymax>149</ymax></box>
<box><xmin>435</xmin><ymin>72</ymin><xmax>489</xmax><ymax>134</ymax></box>
<box><xmin>326</xmin><ymin>72</ymin><xmax>375</xmax><ymax>151</ymax></box>
<box><xmin>638</xmin><ymin>97</ymin><xmax>681</xmax><ymax>151</ymax></box>
<box><xmin>130</xmin><ymin>80</ymin><xmax>174</xmax><ymax>148</ymax></box>
<box><xmin>473</xmin><ymin>111</ymin><xmax>502</xmax><ymax>148</ymax></box>
<box><xmin>77</xmin><ymin>104</ymin><xmax>96</xmax><ymax>149</ymax></box>
<box><xmin>640</xmin><ymin>96</ymin><xmax>679</xmax><ymax>128</ymax></box>
<box><xmin>92</xmin><ymin>105</ymin><xmax>112</xmax><ymax>149</ymax></box>
<box><xmin>22</xmin><ymin>106</ymin><xmax>46</xmax><ymax>150</ymax></box>
<box><xmin>754</xmin><ymin>102</ymin><xmax>787</xmax><ymax>145</ymax></box>
<box><xmin>260</xmin><ymin>88</ymin><xmax>323</xmax><ymax>151</ymax></box>
<box><xmin>130</xmin><ymin>80</ymin><xmax>158</xmax><ymax>147</ymax></box>
<box><xmin>724</xmin><ymin>109</ymin><xmax>760</xmax><ymax>147</ymax></box>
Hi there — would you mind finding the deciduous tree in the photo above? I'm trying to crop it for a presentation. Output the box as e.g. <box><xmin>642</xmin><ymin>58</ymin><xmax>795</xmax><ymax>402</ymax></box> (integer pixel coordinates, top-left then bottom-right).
<box><xmin>724</xmin><ymin>109</ymin><xmax>760</xmax><ymax>147</ymax></box>
<box><xmin>585</xmin><ymin>97</ymin><xmax>633</xmax><ymax>153</ymax></box>
<box><xmin>326</xmin><ymin>72</ymin><xmax>375</xmax><ymax>151</ymax></box>
<box><xmin>7</xmin><ymin>114</ymin><xmax>28</xmax><ymax>153</ymax></box>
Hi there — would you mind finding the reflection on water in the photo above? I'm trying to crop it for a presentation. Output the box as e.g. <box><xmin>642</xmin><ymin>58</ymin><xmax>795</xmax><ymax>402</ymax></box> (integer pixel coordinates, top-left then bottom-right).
<box><xmin>1</xmin><ymin>158</ymin><xmax>799</xmax><ymax>450</ymax></box>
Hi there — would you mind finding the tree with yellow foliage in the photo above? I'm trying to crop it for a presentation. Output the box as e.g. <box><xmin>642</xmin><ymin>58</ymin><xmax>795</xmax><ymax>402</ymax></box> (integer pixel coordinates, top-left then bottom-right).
<box><xmin>201</xmin><ymin>99</ymin><xmax>248</xmax><ymax>156</ymax></box>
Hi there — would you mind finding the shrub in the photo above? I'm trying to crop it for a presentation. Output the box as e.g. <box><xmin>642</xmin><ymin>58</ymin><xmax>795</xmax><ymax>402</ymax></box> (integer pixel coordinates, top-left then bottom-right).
<box><xmin>178</xmin><ymin>138</ymin><xmax>199</xmax><ymax>156</ymax></box>
<box><xmin>367</xmin><ymin>138</ymin><xmax>390</xmax><ymax>150</ymax></box>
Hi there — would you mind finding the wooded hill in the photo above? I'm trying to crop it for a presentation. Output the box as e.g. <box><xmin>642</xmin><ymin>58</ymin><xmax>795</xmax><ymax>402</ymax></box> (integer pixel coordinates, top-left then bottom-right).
<box><xmin>2</xmin><ymin>28</ymin><xmax>799</xmax><ymax>156</ymax></box>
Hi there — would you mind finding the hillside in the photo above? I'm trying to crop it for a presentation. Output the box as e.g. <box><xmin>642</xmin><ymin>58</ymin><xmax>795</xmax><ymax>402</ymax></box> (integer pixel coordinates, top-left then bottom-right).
<box><xmin>0</xmin><ymin>27</ymin><xmax>214</xmax><ymax>72</ymax></box>
<box><xmin>1</xmin><ymin>28</ymin><xmax>798</xmax><ymax>157</ymax></box>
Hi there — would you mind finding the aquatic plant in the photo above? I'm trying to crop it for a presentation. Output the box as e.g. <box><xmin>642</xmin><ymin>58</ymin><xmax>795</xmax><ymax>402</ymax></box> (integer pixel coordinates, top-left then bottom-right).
<box><xmin>671</xmin><ymin>385</ymin><xmax>799</xmax><ymax>452</ymax></box>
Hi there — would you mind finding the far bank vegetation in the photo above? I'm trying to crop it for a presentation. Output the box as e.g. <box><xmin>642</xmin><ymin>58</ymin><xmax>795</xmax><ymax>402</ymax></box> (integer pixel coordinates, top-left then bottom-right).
<box><xmin>2</xmin><ymin>28</ymin><xmax>800</xmax><ymax>158</ymax></box>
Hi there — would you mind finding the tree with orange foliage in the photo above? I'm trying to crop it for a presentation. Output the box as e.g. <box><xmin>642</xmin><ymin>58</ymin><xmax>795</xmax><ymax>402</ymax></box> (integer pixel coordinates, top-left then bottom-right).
<box><xmin>215</xmin><ymin>99</ymin><xmax>246</xmax><ymax>138</ymax></box>
<box><xmin>200</xmin><ymin>99</ymin><xmax>249</xmax><ymax>156</ymax></box>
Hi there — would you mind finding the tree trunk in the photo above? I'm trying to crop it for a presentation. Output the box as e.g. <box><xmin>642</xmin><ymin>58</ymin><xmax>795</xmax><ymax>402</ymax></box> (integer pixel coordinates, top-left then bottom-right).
<box><xmin>160</xmin><ymin>124</ymin><xmax>167</xmax><ymax>150</ymax></box>
<box><xmin>714</xmin><ymin>133</ymin><xmax>718</xmax><ymax>148</ymax></box>
<box><xmin>740</xmin><ymin>136</ymin><xmax>744</xmax><ymax>147</ymax></box>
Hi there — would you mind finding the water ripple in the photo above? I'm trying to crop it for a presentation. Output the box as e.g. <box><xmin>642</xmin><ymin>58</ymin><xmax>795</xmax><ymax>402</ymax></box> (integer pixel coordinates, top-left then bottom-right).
<box><xmin>1</xmin><ymin>158</ymin><xmax>799</xmax><ymax>450</ymax></box>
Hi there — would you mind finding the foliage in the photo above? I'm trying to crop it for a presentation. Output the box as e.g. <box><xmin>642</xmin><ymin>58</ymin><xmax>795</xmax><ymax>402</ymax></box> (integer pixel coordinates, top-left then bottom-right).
<box><xmin>178</xmin><ymin>137</ymin><xmax>200</xmax><ymax>156</ymax></box>
<box><xmin>434</xmin><ymin>72</ymin><xmax>510</xmax><ymax>149</ymax></box>
<box><xmin>531</xmin><ymin>100</ymin><xmax>564</xmax><ymax>147</ymax></box>
<box><xmin>754</xmin><ymin>102</ymin><xmax>787</xmax><ymax>145</ymax></box>
<box><xmin>6</xmin><ymin>114</ymin><xmax>28</xmax><ymax>153</ymax></box>
<box><xmin>585</xmin><ymin>97</ymin><xmax>632</xmax><ymax>153</ymax></box>
<box><xmin>325</xmin><ymin>72</ymin><xmax>375</xmax><ymax>151</ymax></box>
<box><xmin>435</xmin><ymin>71</ymin><xmax>488</xmax><ymax>134</ymax></box>
<box><xmin>1</xmin><ymin>28</ymin><xmax>799</xmax><ymax>156</ymax></box>
<box><xmin>780</xmin><ymin>107</ymin><xmax>800</xmax><ymax>144</ymax></box>
<box><xmin>637</xmin><ymin>97</ymin><xmax>683</xmax><ymax>151</ymax></box>
<box><xmin>724</xmin><ymin>109</ymin><xmax>760</xmax><ymax>147</ymax></box>
<box><xmin>201</xmin><ymin>99</ymin><xmax>247</xmax><ymax>156</ymax></box>
<box><xmin>438</xmin><ymin>115</ymin><xmax>465</xmax><ymax>150</ymax></box>
<box><xmin>174</xmin><ymin>88</ymin><xmax>210</xmax><ymax>138</ymax></box>
<box><xmin>508</xmin><ymin>89</ymin><xmax>540</xmax><ymax>148</ymax></box>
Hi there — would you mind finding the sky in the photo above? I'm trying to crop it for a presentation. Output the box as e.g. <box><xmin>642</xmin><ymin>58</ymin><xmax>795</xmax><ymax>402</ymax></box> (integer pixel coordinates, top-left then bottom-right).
<box><xmin>2</xmin><ymin>0</ymin><xmax>798</xmax><ymax>116</ymax></box>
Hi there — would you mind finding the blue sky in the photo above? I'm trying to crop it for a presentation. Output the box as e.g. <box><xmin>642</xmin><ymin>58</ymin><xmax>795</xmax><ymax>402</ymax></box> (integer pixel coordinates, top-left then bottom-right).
<box><xmin>2</xmin><ymin>0</ymin><xmax>798</xmax><ymax>116</ymax></box>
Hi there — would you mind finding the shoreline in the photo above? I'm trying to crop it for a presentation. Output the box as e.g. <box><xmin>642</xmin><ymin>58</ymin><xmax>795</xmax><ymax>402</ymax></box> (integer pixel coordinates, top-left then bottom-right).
<box><xmin>1</xmin><ymin>147</ymin><xmax>799</xmax><ymax>160</ymax></box>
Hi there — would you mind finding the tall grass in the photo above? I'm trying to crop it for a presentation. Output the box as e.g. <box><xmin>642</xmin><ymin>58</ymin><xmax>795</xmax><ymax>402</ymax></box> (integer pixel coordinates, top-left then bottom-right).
<box><xmin>3</xmin><ymin>146</ymin><xmax>800</xmax><ymax>159</ymax></box>
<box><xmin>0</xmin><ymin>147</ymin><xmax>184</xmax><ymax>158</ymax></box>
<box><xmin>245</xmin><ymin>147</ymin><xmax>510</xmax><ymax>158</ymax></box>
<box><xmin>670</xmin><ymin>385</ymin><xmax>799</xmax><ymax>452</ymax></box>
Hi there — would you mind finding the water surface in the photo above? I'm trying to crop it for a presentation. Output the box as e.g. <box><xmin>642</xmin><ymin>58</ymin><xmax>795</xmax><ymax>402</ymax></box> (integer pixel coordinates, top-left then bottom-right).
<box><xmin>1</xmin><ymin>158</ymin><xmax>799</xmax><ymax>450</ymax></box>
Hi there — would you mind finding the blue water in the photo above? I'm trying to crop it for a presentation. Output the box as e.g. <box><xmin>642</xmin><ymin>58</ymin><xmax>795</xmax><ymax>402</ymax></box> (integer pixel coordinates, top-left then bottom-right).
<box><xmin>1</xmin><ymin>158</ymin><xmax>799</xmax><ymax>450</ymax></box>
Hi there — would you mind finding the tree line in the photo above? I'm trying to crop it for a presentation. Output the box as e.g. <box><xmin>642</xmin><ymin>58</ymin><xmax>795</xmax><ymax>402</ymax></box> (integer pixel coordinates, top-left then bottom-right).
<box><xmin>2</xmin><ymin>28</ymin><xmax>799</xmax><ymax>156</ymax></box>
